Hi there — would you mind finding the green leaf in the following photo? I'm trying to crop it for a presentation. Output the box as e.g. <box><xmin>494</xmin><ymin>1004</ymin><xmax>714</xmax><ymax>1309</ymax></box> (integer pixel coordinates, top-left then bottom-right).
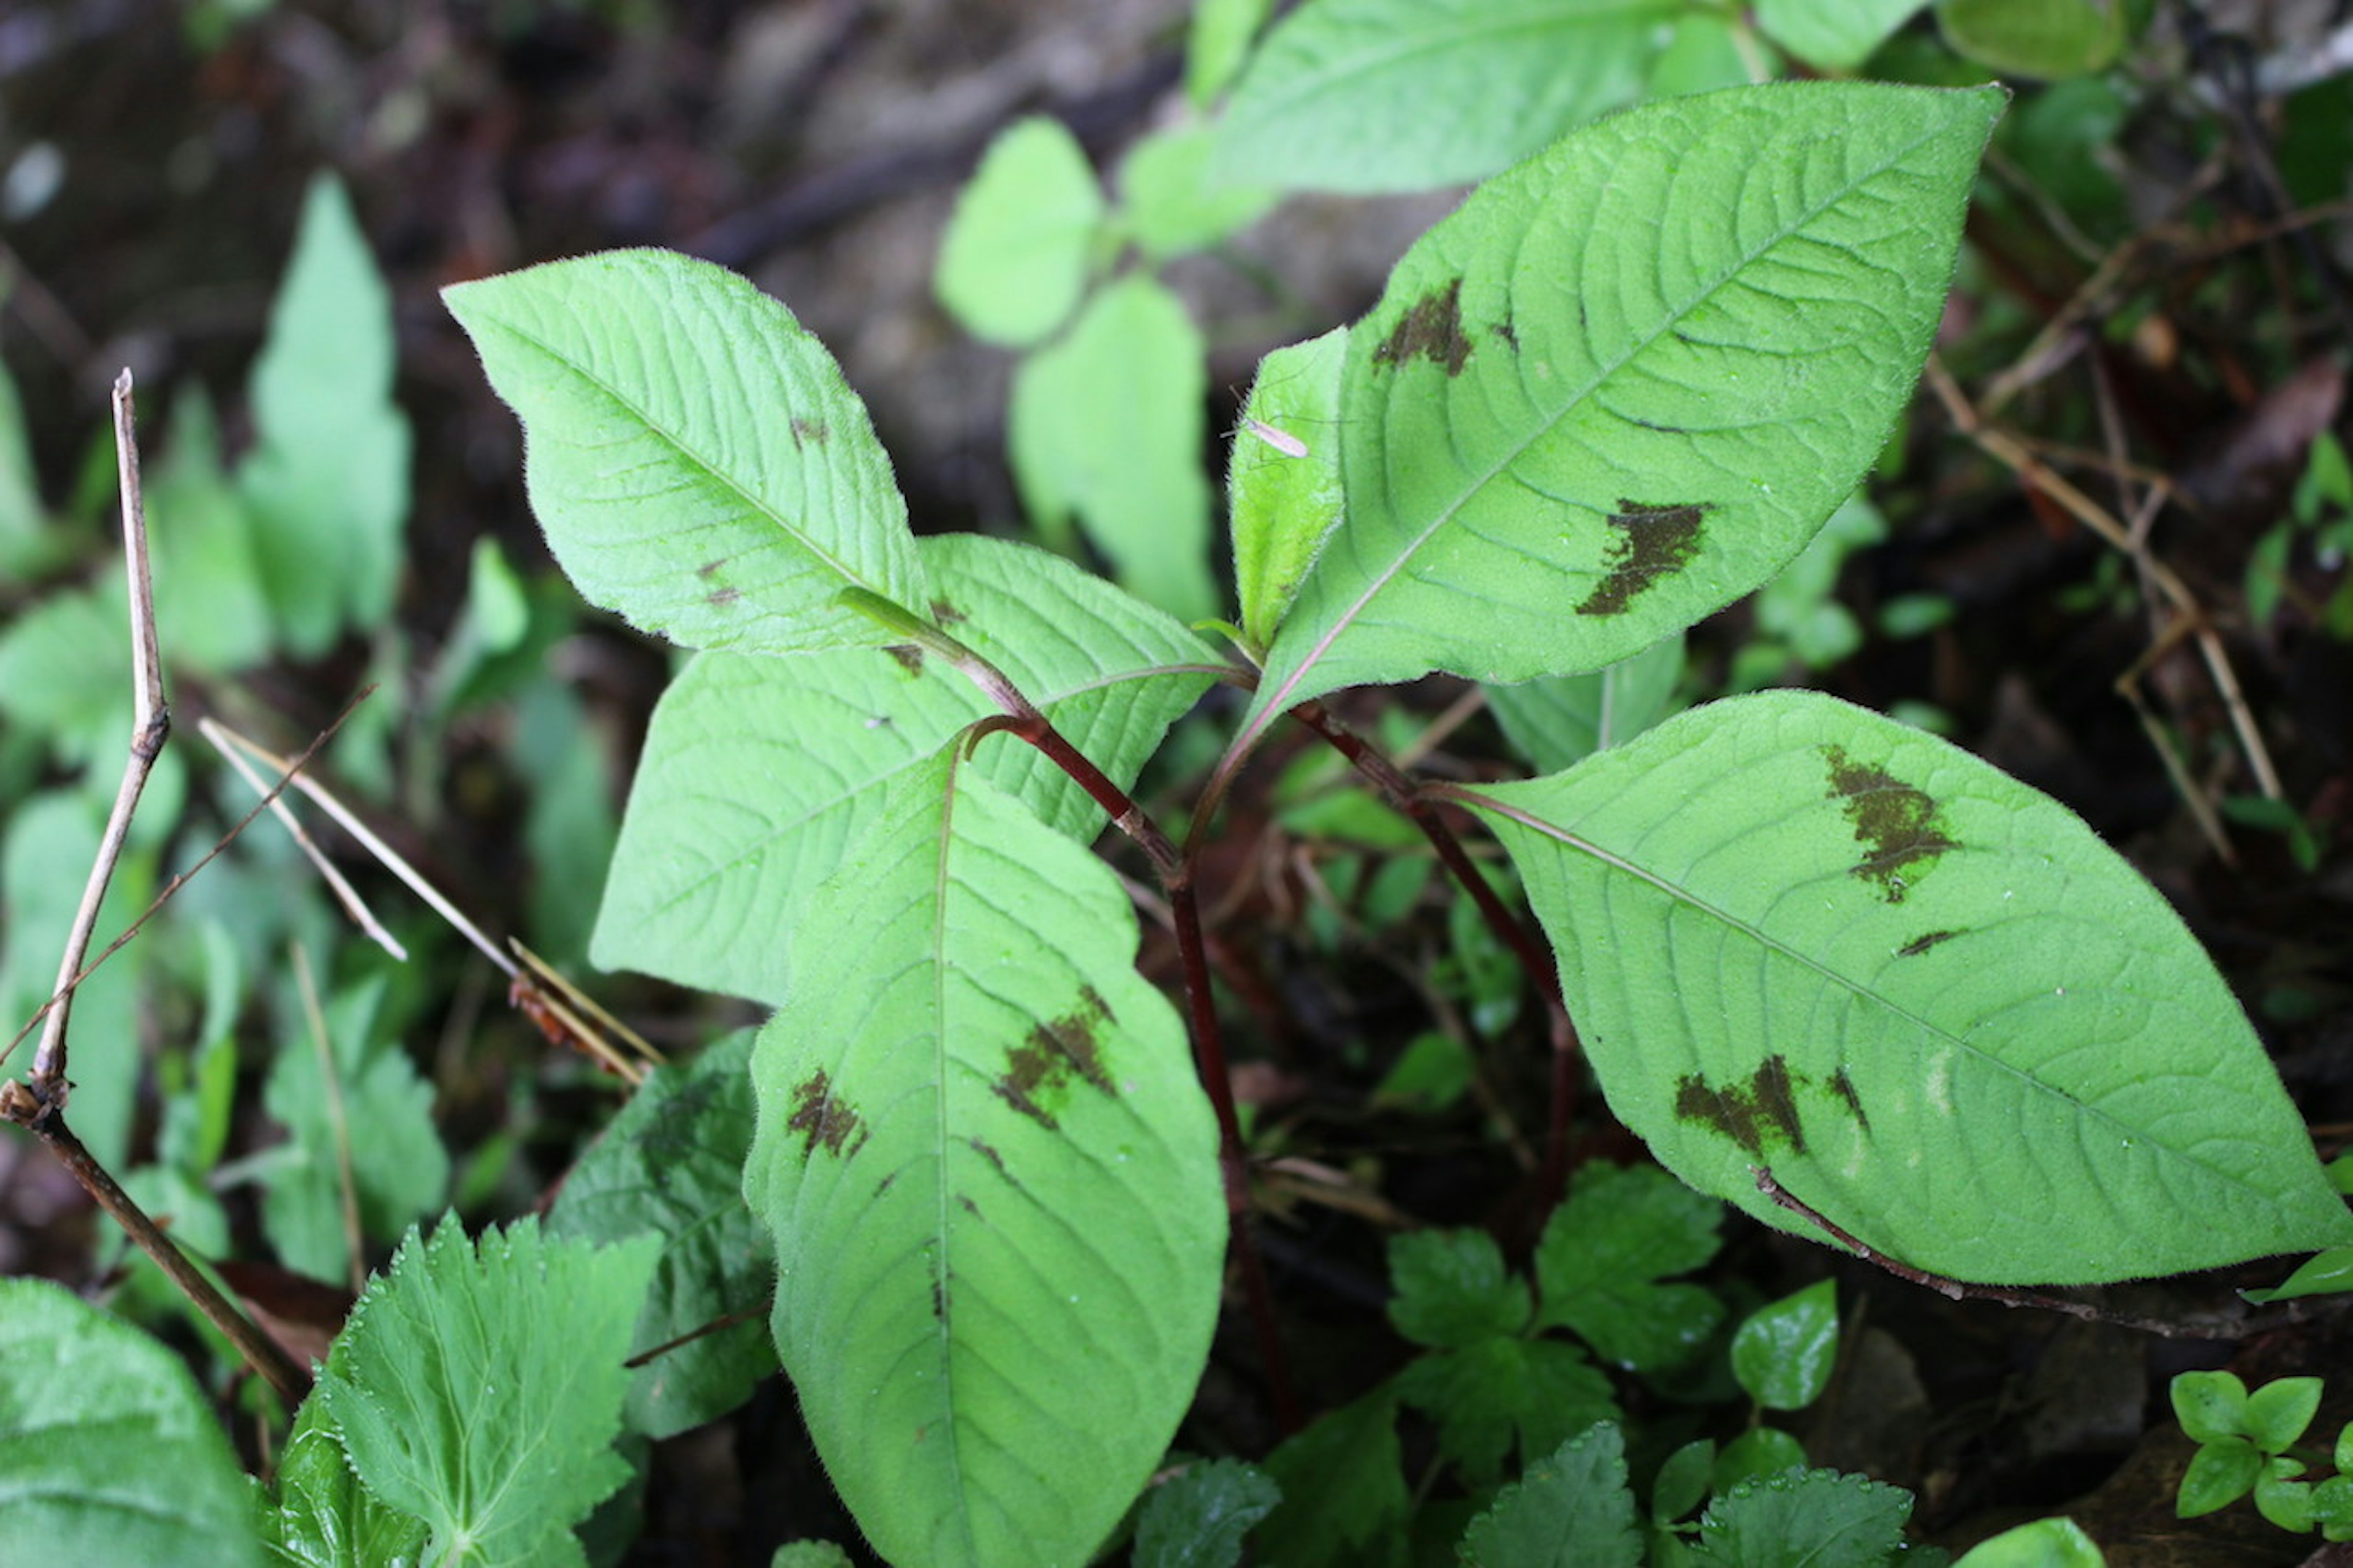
<box><xmin>1950</xmin><ymin>1517</ymin><xmax>2104</xmax><ymax>1568</ymax></box>
<box><xmin>260</xmin><ymin>1390</ymin><xmax>430</xmax><ymax>1567</ymax></box>
<box><xmin>0</xmin><ymin>355</ymin><xmax>56</xmax><ymax>574</ymax></box>
<box><xmin>545</xmin><ymin>1029</ymin><xmax>777</xmax><ymax>1439</ymax></box>
<box><xmin>743</xmin><ymin>762</ymin><xmax>1224</xmax><ymax>1568</ymax></box>
<box><xmin>1934</xmin><ymin>0</ymin><xmax>2134</xmax><ymax>78</ymax></box>
<box><xmin>934</xmin><ymin>117</ymin><xmax>1105</xmax><ymax>348</ymax></box>
<box><xmin>771</xmin><ymin>1547</ymin><xmax>855</xmax><ymax>1568</ymax></box>
<box><xmin>318</xmin><ymin>1216</ymin><xmax>661</xmax><ymax>1568</ymax></box>
<box><xmin>1393</xmin><ymin>1336</ymin><xmax>1619</xmax><ymax>1486</ymax></box>
<box><xmin>1533</xmin><ymin>1161</ymin><xmax>1723</xmax><ymax>1371</ymax></box>
<box><xmin>1241</xmin><ymin>83</ymin><xmax>2003</xmax><ymax>744</ymax></box>
<box><xmin>1690</xmin><ymin>1469</ymin><xmax>1911</xmax><ymax>1568</ymax></box>
<box><xmin>1009</xmin><ymin>273</ymin><xmax>1219</xmax><ymax>621</ymax></box>
<box><xmin>1133</xmin><ymin>1460</ymin><xmax>1282</xmax><ymax>1568</ymax></box>
<box><xmin>1256</xmin><ymin>1393</ymin><xmax>1409</xmax><ymax>1568</ymax></box>
<box><xmin>1186</xmin><ymin>0</ymin><xmax>1273</xmax><ymax>106</ymax></box>
<box><xmin>2171</xmin><ymin>1371</ymin><xmax>2249</xmax><ymax>1446</ymax></box>
<box><xmin>1488</xmin><ymin>634</ymin><xmax>1683</xmax><ymax>775</ymax></box>
<box><xmin>2247</xmin><ymin>1248</ymin><xmax>2353</xmax><ymax>1303</ymax></box>
<box><xmin>148</xmin><ymin>388</ymin><xmax>275</xmax><ymax>674</ymax></box>
<box><xmin>1230</xmin><ymin>327</ymin><xmax>1348</xmax><ymax>653</ymax></box>
<box><xmin>240</xmin><ymin>173</ymin><xmax>411</xmax><ymax>657</ymax></box>
<box><xmin>1211</xmin><ymin>0</ymin><xmax>1678</xmax><ymax>194</ymax></box>
<box><xmin>1756</xmin><ymin>0</ymin><xmax>1927</xmax><ymax>70</ymax></box>
<box><xmin>2244</xmin><ymin>1377</ymin><xmax>2324</xmax><ymax>1454</ymax></box>
<box><xmin>1653</xmin><ymin>1439</ymin><xmax>1716</xmax><ymax>1524</ymax></box>
<box><xmin>2176</xmin><ymin>1439</ymin><xmax>2262</xmax><ymax>1518</ymax></box>
<box><xmin>1118</xmin><ymin>123</ymin><xmax>1280</xmax><ymax>260</ymax></box>
<box><xmin>1713</xmin><ymin>1428</ymin><xmax>1808</xmax><ymax>1493</ymax></box>
<box><xmin>1730</xmin><ymin>1281</ymin><xmax>1838</xmax><ymax>1411</ymax></box>
<box><xmin>2256</xmin><ymin>1456</ymin><xmax>2317</xmax><ymax>1532</ymax></box>
<box><xmin>1468</xmin><ymin>690</ymin><xmax>2353</xmax><ymax>1284</ymax></box>
<box><xmin>0</xmin><ymin>584</ymin><xmax>129</xmax><ymax>743</ymax></box>
<box><xmin>0</xmin><ymin>1278</ymin><xmax>264</xmax><ymax>1568</ymax></box>
<box><xmin>1459</xmin><ymin>1422</ymin><xmax>1643</xmax><ymax>1568</ymax></box>
<box><xmin>444</xmin><ymin>249</ymin><xmax>928</xmax><ymax>654</ymax></box>
<box><xmin>1650</xmin><ymin>13</ymin><xmax>1768</xmax><ymax>99</ymax></box>
<box><xmin>1387</xmin><ymin>1228</ymin><xmax>1531</xmax><ymax>1348</ymax></box>
<box><xmin>592</xmin><ymin>532</ymin><xmax>1216</xmax><ymax>1002</ymax></box>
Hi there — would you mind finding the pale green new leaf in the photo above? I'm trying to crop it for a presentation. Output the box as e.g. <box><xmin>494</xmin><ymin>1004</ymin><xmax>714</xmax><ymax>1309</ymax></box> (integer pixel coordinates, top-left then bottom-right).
<box><xmin>1186</xmin><ymin>0</ymin><xmax>1273</xmax><ymax>107</ymax></box>
<box><xmin>1487</xmin><ymin>634</ymin><xmax>1683</xmax><ymax>775</ymax></box>
<box><xmin>444</xmin><ymin>249</ymin><xmax>927</xmax><ymax>653</ymax></box>
<box><xmin>593</xmin><ymin>532</ymin><xmax>1219</xmax><ymax>1002</ymax></box>
<box><xmin>0</xmin><ymin>1278</ymin><xmax>263</xmax><ymax>1568</ymax></box>
<box><xmin>1211</xmin><ymin>0</ymin><xmax>1678</xmax><ymax>194</ymax></box>
<box><xmin>1230</xmin><ymin>326</ymin><xmax>1347</xmax><ymax>653</ymax></box>
<box><xmin>745</xmin><ymin>762</ymin><xmax>1223</xmax><ymax>1568</ymax></box>
<box><xmin>1009</xmin><ymin>273</ymin><xmax>1219</xmax><ymax>621</ymax></box>
<box><xmin>1950</xmin><ymin>1517</ymin><xmax>2104</xmax><ymax>1568</ymax></box>
<box><xmin>1468</xmin><ymin>690</ymin><xmax>2353</xmax><ymax>1284</ymax></box>
<box><xmin>260</xmin><ymin>1392</ymin><xmax>430</xmax><ymax>1568</ymax></box>
<box><xmin>1242</xmin><ymin>83</ymin><xmax>2002</xmax><ymax>746</ymax></box>
<box><xmin>934</xmin><ymin>117</ymin><xmax>1104</xmax><ymax>348</ymax></box>
<box><xmin>1118</xmin><ymin>123</ymin><xmax>1280</xmax><ymax>260</ymax></box>
<box><xmin>240</xmin><ymin>174</ymin><xmax>411</xmax><ymax>657</ymax></box>
<box><xmin>1459</xmin><ymin>1423</ymin><xmax>1643</xmax><ymax>1568</ymax></box>
<box><xmin>149</xmin><ymin>388</ymin><xmax>274</xmax><ymax>675</ymax></box>
<box><xmin>318</xmin><ymin>1217</ymin><xmax>661</xmax><ymax>1568</ymax></box>
<box><xmin>1936</xmin><ymin>0</ymin><xmax>2135</xmax><ymax>78</ymax></box>
<box><xmin>546</xmin><ymin>1029</ymin><xmax>777</xmax><ymax>1439</ymax></box>
<box><xmin>1756</xmin><ymin>0</ymin><xmax>1927</xmax><ymax>71</ymax></box>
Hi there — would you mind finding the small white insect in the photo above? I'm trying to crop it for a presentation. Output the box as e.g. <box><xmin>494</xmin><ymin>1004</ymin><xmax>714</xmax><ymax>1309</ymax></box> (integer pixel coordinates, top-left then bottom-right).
<box><xmin>1240</xmin><ymin>415</ymin><xmax>1308</xmax><ymax>459</ymax></box>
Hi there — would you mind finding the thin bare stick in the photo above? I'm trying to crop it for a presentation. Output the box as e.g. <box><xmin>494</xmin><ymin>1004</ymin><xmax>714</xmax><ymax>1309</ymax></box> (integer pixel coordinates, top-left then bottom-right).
<box><xmin>292</xmin><ymin>943</ymin><xmax>368</xmax><ymax>1295</ymax></box>
<box><xmin>207</xmin><ymin>728</ymin><xmax>407</xmax><ymax>961</ymax></box>
<box><xmin>29</xmin><ymin>371</ymin><xmax>167</xmax><ymax>1110</ymax></box>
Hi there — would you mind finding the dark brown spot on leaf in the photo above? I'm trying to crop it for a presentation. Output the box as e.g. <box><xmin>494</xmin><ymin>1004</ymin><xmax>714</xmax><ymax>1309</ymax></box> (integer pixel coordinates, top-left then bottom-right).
<box><xmin>1897</xmin><ymin>930</ymin><xmax>1961</xmax><ymax>957</ymax></box>
<box><xmin>992</xmin><ymin>988</ymin><xmax>1116</xmax><ymax>1129</ymax></box>
<box><xmin>708</xmin><ymin>586</ymin><xmax>742</xmax><ymax>607</ymax></box>
<box><xmin>785</xmin><ymin>1069</ymin><xmax>866</xmax><ymax>1159</ymax></box>
<box><xmin>957</xmin><ymin>1194</ymin><xmax>980</xmax><ymax>1218</ymax></box>
<box><xmin>697</xmin><ymin>559</ymin><xmax>725</xmax><ymax>578</ymax></box>
<box><xmin>931</xmin><ymin>1278</ymin><xmax>947</xmax><ymax>1320</ymax></box>
<box><xmin>791</xmin><ymin>416</ymin><xmax>830</xmax><ymax>447</ymax></box>
<box><xmin>1373</xmin><ymin>278</ymin><xmax>1472</xmax><ymax>376</ymax></box>
<box><xmin>1673</xmin><ymin>1055</ymin><xmax>1808</xmax><ymax>1156</ymax></box>
<box><xmin>884</xmin><ymin>644</ymin><xmax>925</xmax><ymax>676</ymax></box>
<box><xmin>1491</xmin><ymin>316</ymin><xmax>1520</xmax><ymax>350</ymax></box>
<box><xmin>1575</xmin><ymin>499</ymin><xmax>1712</xmax><ymax>616</ymax></box>
<box><xmin>1828</xmin><ymin>1069</ymin><xmax>1869</xmax><ymax>1132</ymax></box>
<box><xmin>930</xmin><ymin>598</ymin><xmax>967</xmax><ymax>626</ymax></box>
<box><xmin>1824</xmin><ymin>746</ymin><xmax>1957</xmax><ymax>904</ymax></box>
<box><xmin>968</xmin><ymin>1137</ymin><xmax>1009</xmax><ymax>1181</ymax></box>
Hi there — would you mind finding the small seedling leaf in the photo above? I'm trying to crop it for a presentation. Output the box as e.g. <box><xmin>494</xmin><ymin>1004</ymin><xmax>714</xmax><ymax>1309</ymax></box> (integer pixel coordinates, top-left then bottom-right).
<box><xmin>2243</xmin><ymin>1246</ymin><xmax>2353</xmax><ymax>1304</ymax></box>
<box><xmin>1691</xmin><ymin>1468</ymin><xmax>1911</xmax><ymax>1568</ymax></box>
<box><xmin>2244</xmin><ymin>1376</ymin><xmax>2324</xmax><ymax>1454</ymax></box>
<box><xmin>1459</xmin><ymin>1422</ymin><xmax>1643</xmax><ymax>1568</ymax></box>
<box><xmin>2256</xmin><ymin>1456</ymin><xmax>2318</xmax><ymax>1532</ymax></box>
<box><xmin>1119</xmin><ymin>123</ymin><xmax>1279</xmax><ymax>260</ymax></box>
<box><xmin>0</xmin><ymin>1278</ymin><xmax>265</xmax><ymax>1568</ymax></box>
<box><xmin>1132</xmin><ymin>1459</ymin><xmax>1282</xmax><ymax>1568</ymax></box>
<box><xmin>1387</xmin><ymin>1227</ymin><xmax>1531</xmax><ymax>1348</ymax></box>
<box><xmin>2176</xmin><ymin>1439</ymin><xmax>2264</xmax><ymax>1518</ymax></box>
<box><xmin>545</xmin><ymin>1029</ymin><xmax>777</xmax><ymax>1439</ymax></box>
<box><xmin>1393</xmin><ymin>1336</ymin><xmax>1619</xmax><ymax>1486</ymax></box>
<box><xmin>934</xmin><ymin>117</ymin><xmax>1104</xmax><ymax>348</ymax></box>
<box><xmin>1653</xmin><ymin>1440</ymin><xmax>1716</xmax><ymax>1525</ymax></box>
<box><xmin>1713</xmin><ymin>1427</ymin><xmax>1809</xmax><ymax>1494</ymax></box>
<box><xmin>2172</xmin><ymin>1371</ymin><xmax>2251</xmax><ymax>1445</ymax></box>
<box><xmin>1534</xmin><ymin>1160</ymin><xmax>1724</xmax><ymax>1371</ymax></box>
<box><xmin>1185</xmin><ymin>0</ymin><xmax>1272</xmax><ymax>106</ymax></box>
<box><xmin>1949</xmin><ymin>1517</ymin><xmax>2104</xmax><ymax>1568</ymax></box>
<box><xmin>743</xmin><ymin>762</ymin><xmax>1222</xmax><ymax>1568</ymax></box>
<box><xmin>1934</xmin><ymin>0</ymin><xmax>2134</xmax><ymax>78</ymax></box>
<box><xmin>444</xmin><ymin>249</ymin><xmax>929</xmax><ymax>654</ymax></box>
<box><xmin>317</xmin><ymin>1216</ymin><xmax>659</xmax><ymax>1568</ymax></box>
<box><xmin>1243</xmin><ymin>83</ymin><xmax>2001</xmax><ymax>742</ymax></box>
<box><xmin>1755</xmin><ymin>0</ymin><xmax>1926</xmax><ymax>70</ymax></box>
<box><xmin>1730</xmin><ymin>1281</ymin><xmax>1839</xmax><ymax>1412</ymax></box>
<box><xmin>1471</xmin><ymin>691</ymin><xmax>2353</xmax><ymax>1284</ymax></box>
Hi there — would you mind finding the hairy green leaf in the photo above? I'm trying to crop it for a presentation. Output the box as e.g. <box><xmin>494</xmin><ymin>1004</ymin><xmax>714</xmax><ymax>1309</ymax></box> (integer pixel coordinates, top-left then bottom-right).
<box><xmin>1394</xmin><ymin>1337</ymin><xmax>1618</xmax><ymax>1486</ymax></box>
<box><xmin>444</xmin><ymin>249</ymin><xmax>927</xmax><ymax>653</ymax></box>
<box><xmin>1230</xmin><ymin>326</ymin><xmax>1347</xmax><ymax>653</ymax></box>
<box><xmin>934</xmin><ymin>117</ymin><xmax>1104</xmax><ymax>348</ymax></box>
<box><xmin>1469</xmin><ymin>690</ymin><xmax>2353</xmax><ymax>1283</ymax></box>
<box><xmin>0</xmin><ymin>1278</ymin><xmax>263</xmax><ymax>1568</ymax></box>
<box><xmin>1242</xmin><ymin>83</ymin><xmax>2001</xmax><ymax>746</ymax></box>
<box><xmin>1534</xmin><ymin>1161</ymin><xmax>1724</xmax><ymax>1371</ymax></box>
<box><xmin>1009</xmin><ymin>273</ymin><xmax>1218</xmax><ymax>621</ymax></box>
<box><xmin>1691</xmin><ymin>1469</ymin><xmax>1911</xmax><ymax>1568</ymax></box>
<box><xmin>318</xmin><ymin>1216</ymin><xmax>660</xmax><ymax>1568</ymax></box>
<box><xmin>1213</xmin><ymin>0</ymin><xmax>1677</xmax><ymax>194</ymax></box>
<box><xmin>744</xmin><ymin>763</ymin><xmax>1223</xmax><ymax>1567</ymax></box>
<box><xmin>1487</xmin><ymin>634</ymin><xmax>1684</xmax><ymax>776</ymax></box>
<box><xmin>547</xmin><ymin>1029</ymin><xmax>776</xmax><ymax>1439</ymax></box>
<box><xmin>260</xmin><ymin>1392</ymin><xmax>430</xmax><ymax>1568</ymax></box>
<box><xmin>1756</xmin><ymin>0</ymin><xmax>1926</xmax><ymax>70</ymax></box>
<box><xmin>1459</xmin><ymin>1423</ymin><xmax>1643</xmax><ymax>1568</ymax></box>
<box><xmin>241</xmin><ymin>174</ymin><xmax>411</xmax><ymax>658</ymax></box>
<box><xmin>1388</xmin><ymin>1228</ymin><xmax>1531</xmax><ymax>1348</ymax></box>
<box><xmin>1133</xmin><ymin>1460</ymin><xmax>1282</xmax><ymax>1568</ymax></box>
<box><xmin>593</xmin><ymin>532</ymin><xmax>1218</xmax><ymax>1002</ymax></box>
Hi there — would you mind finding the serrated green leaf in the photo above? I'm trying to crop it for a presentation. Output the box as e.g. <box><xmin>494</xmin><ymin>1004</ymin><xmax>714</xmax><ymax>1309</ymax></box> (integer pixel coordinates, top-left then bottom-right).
<box><xmin>1460</xmin><ymin>1422</ymin><xmax>1643</xmax><ymax>1568</ymax></box>
<box><xmin>240</xmin><ymin>173</ymin><xmax>410</xmax><ymax>657</ymax></box>
<box><xmin>2245</xmin><ymin>1377</ymin><xmax>2324</xmax><ymax>1453</ymax></box>
<box><xmin>546</xmin><ymin>1029</ymin><xmax>775</xmax><ymax>1439</ymax></box>
<box><xmin>1468</xmin><ymin>690</ymin><xmax>2353</xmax><ymax>1284</ymax></box>
<box><xmin>2171</xmin><ymin>1371</ymin><xmax>2249</xmax><ymax>1445</ymax></box>
<box><xmin>1230</xmin><ymin>327</ymin><xmax>1347</xmax><ymax>653</ymax></box>
<box><xmin>1240</xmin><ymin>83</ymin><xmax>2002</xmax><ymax>745</ymax></box>
<box><xmin>1730</xmin><ymin>1281</ymin><xmax>1838</xmax><ymax>1411</ymax></box>
<box><xmin>444</xmin><ymin>249</ymin><xmax>928</xmax><ymax>654</ymax></box>
<box><xmin>1691</xmin><ymin>1469</ymin><xmax>1911</xmax><ymax>1568</ymax></box>
<box><xmin>743</xmin><ymin>763</ymin><xmax>1223</xmax><ymax>1567</ymax></box>
<box><xmin>1488</xmin><ymin>634</ymin><xmax>1684</xmax><ymax>775</ymax></box>
<box><xmin>1009</xmin><ymin>273</ymin><xmax>1218</xmax><ymax>621</ymax></box>
<box><xmin>934</xmin><ymin>118</ymin><xmax>1104</xmax><ymax>348</ymax></box>
<box><xmin>2177</xmin><ymin>1439</ymin><xmax>2262</xmax><ymax>1518</ymax></box>
<box><xmin>1756</xmin><ymin>0</ymin><xmax>1926</xmax><ymax>70</ymax></box>
<box><xmin>1950</xmin><ymin>1517</ymin><xmax>2104</xmax><ymax>1568</ymax></box>
<box><xmin>259</xmin><ymin>1391</ymin><xmax>430</xmax><ymax>1568</ymax></box>
<box><xmin>592</xmin><ymin>531</ymin><xmax>1218</xmax><ymax>1002</ymax></box>
<box><xmin>1934</xmin><ymin>0</ymin><xmax>2132</xmax><ymax>78</ymax></box>
<box><xmin>1393</xmin><ymin>1336</ymin><xmax>1619</xmax><ymax>1486</ymax></box>
<box><xmin>0</xmin><ymin>1279</ymin><xmax>265</xmax><ymax>1568</ymax></box>
<box><xmin>1533</xmin><ymin>1161</ymin><xmax>1724</xmax><ymax>1371</ymax></box>
<box><xmin>1133</xmin><ymin>1459</ymin><xmax>1281</xmax><ymax>1568</ymax></box>
<box><xmin>1186</xmin><ymin>0</ymin><xmax>1272</xmax><ymax>106</ymax></box>
<box><xmin>1211</xmin><ymin>0</ymin><xmax>1678</xmax><ymax>194</ymax></box>
<box><xmin>1120</xmin><ymin>123</ymin><xmax>1280</xmax><ymax>260</ymax></box>
<box><xmin>318</xmin><ymin>1216</ymin><xmax>661</xmax><ymax>1568</ymax></box>
<box><xmin>1256</xmin><ymin>1393</ymin><xmax>1409</xmax><ymax>1568</ymax></box>
<box><xmin>1387</xmin><ymin>1228</ymin><xmax>1531</xmax><ymax>1348</ymax></box>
